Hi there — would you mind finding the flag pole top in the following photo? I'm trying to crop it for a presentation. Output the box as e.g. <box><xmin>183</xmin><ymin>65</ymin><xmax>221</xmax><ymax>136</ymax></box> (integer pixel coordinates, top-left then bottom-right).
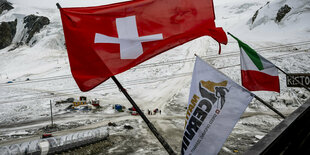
<box><xmin>227</xmin><ymin>32</ymin><xmax>235</xmax><ymax>38</ymax></box>
<box><xmin>56</xmin><ymin>3</ymin><xmax>62</xmax><ymax>9</ymax></box>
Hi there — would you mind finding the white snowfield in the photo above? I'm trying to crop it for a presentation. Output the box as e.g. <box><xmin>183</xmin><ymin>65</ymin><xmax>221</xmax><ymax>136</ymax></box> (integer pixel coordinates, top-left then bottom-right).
<box><xmin>0</xmin><ymin>0</ymin><xmax>309</xmax><ymax>154</ymax></box>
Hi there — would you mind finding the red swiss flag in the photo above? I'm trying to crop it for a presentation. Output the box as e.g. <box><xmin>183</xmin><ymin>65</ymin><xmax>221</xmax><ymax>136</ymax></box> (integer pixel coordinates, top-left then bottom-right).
<box><xmin>59</xmin><ymin>0</ymin><xmax>227</xmax><ymax>91</ymax></box>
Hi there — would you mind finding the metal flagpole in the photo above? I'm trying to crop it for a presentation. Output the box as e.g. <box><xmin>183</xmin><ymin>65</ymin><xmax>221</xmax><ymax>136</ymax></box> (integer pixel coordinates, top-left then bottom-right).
<box><xmin>111</xmin><ymin>76</ymin><xmax>176</xmax><ymax>155</ymax></box>
<box><xmin>275</xmin><ymin>66</ymin><xmax>310</xmax><ymax>93</ymax></box>
<box><xmin>56</xmin><ymin>3</ymin><xmax>175</xmax><ymax>154</ymax></box>
<box><xmin>196</xmin><ymin>55</ymin><xmax>286</xmax><ymax>119</ymax></box>
<box><xmin>226</xmin><ymin>33</ymin><xmax>289</xmax><ymax>119</ymax></box>
<box><xmin>228</xmin><ymin>32</ymin><xmax>309</xmax><ymax>92</ymax></box>
<box><xmin>253</xmin><ymin>95</ymin><xmax>286</xmax><ymax>119</ymax></box>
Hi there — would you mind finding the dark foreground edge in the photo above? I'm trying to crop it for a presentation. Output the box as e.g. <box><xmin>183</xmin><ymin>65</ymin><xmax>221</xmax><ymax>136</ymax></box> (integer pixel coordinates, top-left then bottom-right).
<box><xmin>245</xmin><ymin>98</ymin><xmax>310</xmax><ymax>155</ymax></box>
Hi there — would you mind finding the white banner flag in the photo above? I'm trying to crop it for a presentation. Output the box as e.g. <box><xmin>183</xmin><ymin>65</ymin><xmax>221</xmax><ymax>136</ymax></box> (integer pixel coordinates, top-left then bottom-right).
<box><xmin>181</xmin><ymin>56</ymin><xmax>254</xmax><ymax>155</ymax></box>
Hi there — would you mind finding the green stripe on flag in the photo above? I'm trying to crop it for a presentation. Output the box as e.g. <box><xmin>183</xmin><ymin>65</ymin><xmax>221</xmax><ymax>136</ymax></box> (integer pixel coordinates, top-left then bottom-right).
<box><xmin>239</xmin><ymin>42</ymin><xmax>264</xmax><ymax>70</ymax></box>
<box><xmin>228</xmin><ymin>33</ymin><xmax>264</xmax><ymax>70</ymax></box>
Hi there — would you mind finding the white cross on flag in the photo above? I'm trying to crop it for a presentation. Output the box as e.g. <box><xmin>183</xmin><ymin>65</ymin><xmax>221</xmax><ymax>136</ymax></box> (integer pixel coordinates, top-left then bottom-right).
<box><xmin>59</xmin><ymin>0</ymin><xmax>228</xmax><ymax>91</ymax></box>
<box><xmin>94</xmin><ymin>16</ymin><xmax>163</xmax><ymax>59</ymax></box>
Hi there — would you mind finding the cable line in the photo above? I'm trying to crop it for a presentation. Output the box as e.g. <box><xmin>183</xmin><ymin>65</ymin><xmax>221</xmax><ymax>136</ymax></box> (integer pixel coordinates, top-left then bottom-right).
<box><xmin>1</xmin><ymin>49</ymin><xmax>308</xmax><ymax>104</ymax></box>
<box><xmin>1</xmin><ymin>40</ymin><xmax>309</xmax><ymax>104</ymax></box>
<box><xmin>1</xmin><ymin>42</ymin><xmax>309</xmax><ymax>87</ymax></box>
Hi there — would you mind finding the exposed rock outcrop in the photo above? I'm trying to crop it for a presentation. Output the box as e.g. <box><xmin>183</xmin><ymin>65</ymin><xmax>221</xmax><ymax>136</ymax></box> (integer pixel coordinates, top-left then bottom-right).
<box><xmin>251</xmin><ymin>10</ymin><xmax>259</xmax><ymax>24</ymax></box>
<box><xmin>0</xmin><ymin>14</ymin><xmax>50</xmax><ymax>49</ymax></box>
<box><xmin>251</xmin><ymin>2</ymin><xmax>269</xmax><ymax>24</ymax></box>
<box><xmin>0</xmin><ymin>19</ymin><xmax>17</xmax><ymax>49</ymax></box>
<box><xmin>249</xmin><ymin>0</ymin><xmax>303</xmax><ymax>29</ymax></box>
<box><xmin>0</xmin><ymin>0</ymin><xmax>13</xmax><ymax>15</ymax></box>
<box><xmin>22</xmin><ymin>14</ymin><xmax>50</xmax><ymax>44</ymax></box>
<box><xmin>276</xmin><ymin>4</ymin><xmax>291</xmax><ymax>23</ymax></box>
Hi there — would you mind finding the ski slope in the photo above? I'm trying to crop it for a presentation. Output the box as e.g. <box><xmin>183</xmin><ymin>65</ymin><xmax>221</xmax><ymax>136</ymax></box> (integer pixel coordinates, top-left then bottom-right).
<box><xmin>0</xmin><ymin>0</ymin><xmax>309</xmax><ymax>154</ymax></box>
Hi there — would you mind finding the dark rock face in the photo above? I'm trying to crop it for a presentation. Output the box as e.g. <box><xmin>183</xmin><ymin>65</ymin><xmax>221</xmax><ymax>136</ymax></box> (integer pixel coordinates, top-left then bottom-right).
<box><xmin>251</xmin><ymin>2</ymin><xmax>269</xmax><ymax>24</ymax></box>
<box><xmin>0</xmin><ymin>19</ymin><xmax>17</xmax><ymax>49</ymax></box>
<box><xmin>251</xmin><ymin>10</ymin><xmax>259</xmax><ymax>24</ymax></box>
<box><xmin>0</xmin><ymin>14</ymin><xmax>50</xmax><ymax>49</ymax></box>
<box><xmin>23</xmin><ymin>14</ymin><xmax>50</xmax><ymax>44</ymax></box>
<box><xmin>276</xmin><ymin>4</ymin><xmax>291</xmax><ymax>23</ymax></box>
<box><xmin>0</xmin><ymin>0</ymin><xmax>13</xmax><ymax>15</ymax></box>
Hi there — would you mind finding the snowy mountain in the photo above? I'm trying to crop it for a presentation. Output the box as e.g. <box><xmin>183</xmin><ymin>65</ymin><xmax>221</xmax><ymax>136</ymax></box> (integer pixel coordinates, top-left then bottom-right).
<box><xmin>0</xmin><ymin>0</ymin><xmax>309</xmax><ymax>154</ymax></box>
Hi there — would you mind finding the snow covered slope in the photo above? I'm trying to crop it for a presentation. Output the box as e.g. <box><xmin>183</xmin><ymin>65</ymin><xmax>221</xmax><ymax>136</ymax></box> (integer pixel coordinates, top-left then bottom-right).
<box><xmin>249</xmin><ymin>0</ymin><xmax>310</xmax><ymax>41</ymax></box>
<box><xmin>0</xmin><ymin>0</ymin><xmax>309</xmax><ymax>154</ymax></box>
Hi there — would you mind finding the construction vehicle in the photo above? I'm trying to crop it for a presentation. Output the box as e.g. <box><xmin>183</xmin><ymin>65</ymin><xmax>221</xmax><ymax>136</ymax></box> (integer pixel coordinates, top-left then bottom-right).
<box><xmin>72</xmin><ymin>96</ymin><xmax>88</xmax><ymax>107</ymax></box>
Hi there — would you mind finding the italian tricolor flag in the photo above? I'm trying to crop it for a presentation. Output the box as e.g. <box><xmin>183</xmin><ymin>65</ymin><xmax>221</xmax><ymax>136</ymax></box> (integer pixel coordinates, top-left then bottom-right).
<box><xmin>229</xmin><ymin>33</ymin><xmax>280</xmax><ymax>92</ymax></box>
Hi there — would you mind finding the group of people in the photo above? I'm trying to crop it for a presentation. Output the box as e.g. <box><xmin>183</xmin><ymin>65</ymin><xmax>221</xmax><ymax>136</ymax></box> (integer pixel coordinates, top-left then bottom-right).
<box><xmin>147</xmin><ymin>108</ymin><xmax>161</xmax><ymax>115</ymax></box>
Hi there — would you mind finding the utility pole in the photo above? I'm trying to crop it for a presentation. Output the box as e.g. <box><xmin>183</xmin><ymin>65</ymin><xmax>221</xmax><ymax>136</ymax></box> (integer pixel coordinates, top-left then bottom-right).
<box><xmin>50</xmin><ymin>100</ymin><xmax>54</xmax><ymax>127</ymax></box>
